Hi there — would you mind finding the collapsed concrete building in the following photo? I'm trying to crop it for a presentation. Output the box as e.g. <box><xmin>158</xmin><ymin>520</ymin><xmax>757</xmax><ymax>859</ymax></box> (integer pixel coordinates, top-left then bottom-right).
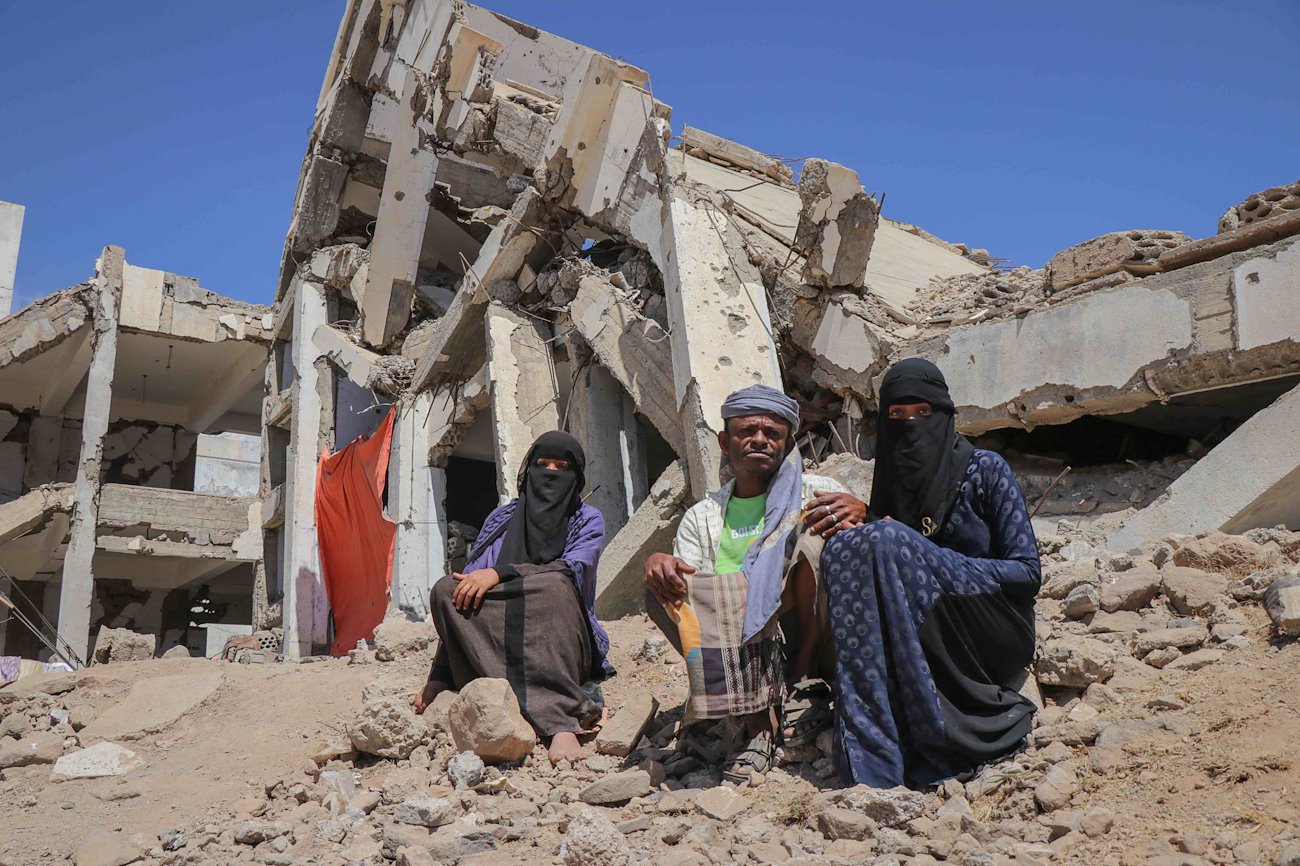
<box><xmin>251</xmin><ymin>0</ymin><xmax>1300</xmax><ymax>658</ymax></box>
<box><xmin>0</xmin><ymin>247</ymin><xmax>268</xmax><ymax>663</ymax></box>
<box><xmin>5</xmin><ymin>4</ymin><xmax>1297</xmax><ymax>666</ymax></box>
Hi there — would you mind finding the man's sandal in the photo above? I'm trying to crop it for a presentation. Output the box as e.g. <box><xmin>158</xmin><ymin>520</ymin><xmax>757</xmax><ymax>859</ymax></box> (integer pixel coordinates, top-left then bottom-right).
<box><xmin>782</xmin><ymin>678</ymin><xmax>834</xmax><ymax>747</ymax></box>
<box><xmin>721</xmin><ymin>729</ymin><xmax>774</xmax><ymax>785</ymax></box>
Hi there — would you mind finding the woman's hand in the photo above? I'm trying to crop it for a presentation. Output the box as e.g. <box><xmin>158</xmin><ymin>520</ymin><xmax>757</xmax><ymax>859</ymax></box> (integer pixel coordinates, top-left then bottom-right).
<box><xmin>803</xmin><ymin>491</ymin><xmax>867</xmax><ymax>538</ymax></box>
<box><xmin>451</xmin><ymin>568</ymin><xmax>501</xmax><ymax>610</ymax></box>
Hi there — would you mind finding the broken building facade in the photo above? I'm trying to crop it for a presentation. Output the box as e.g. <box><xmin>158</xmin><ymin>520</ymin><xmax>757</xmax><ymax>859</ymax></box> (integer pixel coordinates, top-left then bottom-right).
<box><xmin>0</xmin><ymin>246</ymin><xmax>269</xmax><ymax>663</ymax></box>
<box><xmin>255</xmin><ymin>0</ymin><xmax>1300</xmax><ymax>658</ymax></box>
<box><xmin>4</xmin><ymin>4</ymin><xmax>1296</xmax><ymax>664</ymax></box>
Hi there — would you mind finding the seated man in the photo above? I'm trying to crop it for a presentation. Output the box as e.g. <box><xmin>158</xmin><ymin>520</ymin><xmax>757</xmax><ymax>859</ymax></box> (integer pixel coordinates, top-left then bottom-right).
<box><xmin>412</xmin><ymin>431</ymin><xmax>611</xmax><ymax>764</ymax></box>
<box><xmin>644</xmin><ymin>385</ymin><xmax>866</xmax><ymax>784</ymax></box>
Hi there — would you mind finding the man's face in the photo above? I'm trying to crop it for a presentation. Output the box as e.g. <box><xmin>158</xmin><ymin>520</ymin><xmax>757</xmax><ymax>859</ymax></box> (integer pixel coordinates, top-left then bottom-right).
<box><xmin>718</xmin><ymin>413</ymin><xmax>793</xmax><ymax>484</ymax></box>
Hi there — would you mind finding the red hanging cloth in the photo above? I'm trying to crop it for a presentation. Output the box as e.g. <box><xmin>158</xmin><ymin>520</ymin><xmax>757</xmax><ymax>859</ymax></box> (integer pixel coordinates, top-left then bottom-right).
<box><xmin>315</xmin><ymin>407</ymin><xmax>397</xmax><ymax>656</ymax></box>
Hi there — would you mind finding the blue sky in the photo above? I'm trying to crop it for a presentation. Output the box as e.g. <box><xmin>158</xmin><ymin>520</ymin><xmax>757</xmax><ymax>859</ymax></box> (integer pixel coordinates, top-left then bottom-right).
<box><xmin>3</xmin><ymin>1</ymin><xmax>1296</xmax><ymax>308</ymax></box>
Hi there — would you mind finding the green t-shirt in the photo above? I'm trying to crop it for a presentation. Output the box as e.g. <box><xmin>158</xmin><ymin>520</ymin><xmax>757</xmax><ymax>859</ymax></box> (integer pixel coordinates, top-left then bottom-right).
<box><xmin>716</xmin><ymin>492</ymin><xmax>767</xmax><ymax>574</ymax></box>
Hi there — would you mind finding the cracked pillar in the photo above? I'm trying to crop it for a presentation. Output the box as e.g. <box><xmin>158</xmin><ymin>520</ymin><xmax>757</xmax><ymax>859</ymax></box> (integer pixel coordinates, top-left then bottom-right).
<box><xmin>389</xmin><ymin>390</ymin><xmax>448</xmax><ymax>619</ymax></box>
<box><xmin>484</xmin><ymin>302</ymin><xmax>561</xmax><ymax>502</ymax></box>
<box><xmin>283</xmin><ymin>277</ymin><xmax>331</xmax><ymax>657</ymax></box>
<box><xmin>0</xmin><ymin>202</ymin><xmax>22</xmax><ymax>319</ymax></box>
<box><xmin>360</xmin><ymin>66</ymin><xmax>438</xmax><ymax>348</ymax></box>
<box><xmin>569</xmin><ymin>362</ymin><xmax>646</xmax><ymax>536</ymax></box>
<box><xmin>657</xmin><ymin>188</ymin><xmax>783</xmax><ymax>495</ymax></box>
<box><xmin>57</xmin><ymin>246</ymin><xmax>124</xmax><ymax>663</ymax></box>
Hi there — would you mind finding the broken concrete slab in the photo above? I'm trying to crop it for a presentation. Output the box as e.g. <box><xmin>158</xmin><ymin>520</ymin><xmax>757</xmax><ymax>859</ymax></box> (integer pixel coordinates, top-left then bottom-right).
<box><xmin>484</xmin><ymin>302</ymin><xmax>560</xmax><ymax>501</ymax></box>
<box><xmin>1106</xmin><ymin>381</ymin><xmax>1300</xmax><ymax>551</ymax></box>
<box><xmin>1218</xmin><ymin>179</ymin><xmax>1300</xmax><ymax>233</ymax></box>
<box><xmin>594</xmin><ymin>461</ymin><xmax>689</xmax><ymax>619</ymax></box>
<box><xmin>52</xmin><ymin>742</ymin><xmax>145</xmax><ymax>781</ymax></box>
<box><xmin>680</xmin><ymin>126</ymin><xmax>792</xmax><ymax>185</ymax></box>
<box><xmin>79</xmin><ymin>670</ymin><xmax>223</xmax><ymax>743</ymax></box>
<box><xmin>795</xmin><ymin>159</ymin><xmax>879</xmax><ymax>290</ymax></box>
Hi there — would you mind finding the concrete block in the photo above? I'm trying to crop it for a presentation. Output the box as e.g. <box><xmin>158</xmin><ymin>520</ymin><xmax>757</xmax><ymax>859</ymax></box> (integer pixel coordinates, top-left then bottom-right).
<box><xmin>794</xmin><ymin>158</ymin><xmax>879</xmax><ymax>289</ymax></box>
<box><xmin>1047</xmin><ymin>230</ymin><xmax>1190</xmax><ymax>290</ymax></box>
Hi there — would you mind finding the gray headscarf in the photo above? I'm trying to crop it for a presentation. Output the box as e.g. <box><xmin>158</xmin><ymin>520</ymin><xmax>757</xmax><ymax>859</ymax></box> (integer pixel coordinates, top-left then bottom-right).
<box><xmin>718</xmin><ymin>384</ymin><xmax>806</xmax><ymax>643</ymax></box>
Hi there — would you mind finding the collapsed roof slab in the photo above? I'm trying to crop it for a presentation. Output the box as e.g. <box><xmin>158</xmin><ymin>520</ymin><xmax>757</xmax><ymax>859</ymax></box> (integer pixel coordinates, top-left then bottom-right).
<box><xmin>1106</xmin><ymin>380</ymin><xmax>1300</xmax><ymax>551</ymax></box>
<box><xmin>904</xmin><ymin>236</ymin><xmax>1300</xmax><ymax>435</ymax></box>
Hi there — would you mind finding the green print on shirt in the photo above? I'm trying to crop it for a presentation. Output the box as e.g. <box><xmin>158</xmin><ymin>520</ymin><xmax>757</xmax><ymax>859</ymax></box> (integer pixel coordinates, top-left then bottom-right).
<box><xmin>715</xmin><ymin>492</ymin><xmax>767</xmax><ymax>574</ymax></box>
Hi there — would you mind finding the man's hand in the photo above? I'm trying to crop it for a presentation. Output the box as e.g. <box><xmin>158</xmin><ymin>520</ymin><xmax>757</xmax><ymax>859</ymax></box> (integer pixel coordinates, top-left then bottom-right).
<box><xmin>451</xmin><ymin>568</ymin><xmax>501</xmax><ymax>611</ymax></box>
<box><xmin>803</xmin><ymin>491</ymin><xmax>867</xmax><ymax>538</ymax></box>
<box><xmin>645</xmin><ymin>553</ymin><xmax>694</xmax><ymax>608</ymax></box>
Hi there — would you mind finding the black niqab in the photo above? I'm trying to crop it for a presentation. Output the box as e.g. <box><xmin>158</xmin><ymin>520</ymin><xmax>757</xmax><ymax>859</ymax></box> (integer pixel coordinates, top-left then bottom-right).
<box><xmin>494</xmin><ymin>431</ymin><xmax>586</xmax><ymax>568</ymax></box>
<box><xmin>868</xmin><ymin>358</ymin><xmax>976</xmax><ymax>537</ymax></box>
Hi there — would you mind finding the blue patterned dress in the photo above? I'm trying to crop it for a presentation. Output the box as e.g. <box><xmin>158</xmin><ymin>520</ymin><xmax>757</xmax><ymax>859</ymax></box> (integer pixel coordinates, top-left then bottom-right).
<box><xmin>822</xmin><ymin>449</ymin><xmax>1040</xmax><ymax>788</ymax></box>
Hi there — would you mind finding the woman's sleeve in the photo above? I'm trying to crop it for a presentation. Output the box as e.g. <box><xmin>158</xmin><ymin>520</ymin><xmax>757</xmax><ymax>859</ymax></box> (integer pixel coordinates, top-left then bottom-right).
<box><xmin>971</xmin><ymin>453</ymin><xmax>1041</xmax><ymax>596</ymax></box>
<box><xmin>561</xmin><ymin>506</ymin><xmax>606</xmax><ymax>600</ymax></box>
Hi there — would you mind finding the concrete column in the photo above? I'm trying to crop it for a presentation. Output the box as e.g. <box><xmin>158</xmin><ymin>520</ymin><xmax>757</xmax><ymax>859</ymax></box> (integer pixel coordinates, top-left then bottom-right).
<box><xmin>484</xmin><ymin>302</ymin><xmax>561</xmax><ymax>502</ymax></box>
<box><xmin>282</xmin><ymin>277</ymin><xmax>331</xmax><ymax>657</ymax></box>
<box><xmin>0</xmin><ymin>201</ymin><xmax>24</xmax><ymax>319</ymax></box>
<box><xmin>656</xmin><ymin>192</ymin><xmax>783</xmax><ymax>496</ymax></box>
<box><xmin>569</xmin><ymin>363</ymin><xmax>645</xmax><ymax>536</ymax></box>
<box><xmin>389</xmin><ymin>390</ymin><xmax>448</xmax><ymax>619</ymax></box>
<box><xmin>57</xmin><ymin>246</ymin><xmax>124</xmax><ymax>664</ymax></box>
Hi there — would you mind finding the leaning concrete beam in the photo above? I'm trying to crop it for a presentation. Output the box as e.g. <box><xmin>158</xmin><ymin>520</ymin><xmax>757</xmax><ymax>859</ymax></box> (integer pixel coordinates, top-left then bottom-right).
<box><xmin>0</xmin><ymin>201</ymin><xmax>24</xmax><ymax>319</ymax></box>
<box><xmin>411</xmin><ymin>187</ymin><xmax>545</xmax><ymax>393</ymax></box>
<box><xmin>484</xmin><ymin>302</ymin><xmax>561</xmax><ymax>501</ymax></box>
<box><xmin>313</xmin><ymin>322</ymin><xmax>381</xmax><ymax>388</ymax></box>
<box><xmin>907</xmin><ymin>236</ymin><xmax>1300</xmax><ymax>434</ymax></box>
<box><xmin>566</xmin><ymin>273</ymin><xmax>683</xmax><ymax>456</ymax></box>
<box><xmin>0</xmin><ymin>485</ymin><xmax>73</xmax><ymax>546</ymax></box>
<box><xmin>680</xmin><ymin>126</ymin><xmax>793</xmax><ymax>185</ymax></box>
<box><xmin>359</xmin><ymin>65</ymin><xmax>439</xmax><ymax>348</ymax></box>
<box><xmin>657</xmin><ymin>186</ymin><xmax>783</xmax><ymax>495</ymax></box>
<box><xmin>1159</xmin><ymin>209</ymin><xmax>1300</xmax><ymax>272</ymax></box>
<box><xmin>1106</xmin><ymin>381</ymin><xmax>1300</xmax><ymax>552</ymax></box>
<box><xmin>594</xmin><ymin>460</ymin><xmax>689</xmax><ymax>619</ymax></box>
<box><xmin>58</xmin><ymin>246</ymin><xmax>124</xmax><ymax>664</ymax></box>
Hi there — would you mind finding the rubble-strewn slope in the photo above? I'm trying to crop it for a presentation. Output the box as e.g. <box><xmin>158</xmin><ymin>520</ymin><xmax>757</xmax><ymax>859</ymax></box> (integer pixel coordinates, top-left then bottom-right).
<box><xmin>2</xmin><ymin>529</ymin><xmax>1298</xmax><ymax>866</ymax></box>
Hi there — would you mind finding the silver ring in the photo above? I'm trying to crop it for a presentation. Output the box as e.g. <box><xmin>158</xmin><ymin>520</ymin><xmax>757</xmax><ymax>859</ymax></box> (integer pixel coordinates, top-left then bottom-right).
<box><xmin>832</xmin><ymin>512</ymin><xmax>842</xmax><ymax>524</ymax></box>
<box><xmin>822</xmin><ymin>504</ymin><xmax>831</xmax><ymax>516</ymax></box>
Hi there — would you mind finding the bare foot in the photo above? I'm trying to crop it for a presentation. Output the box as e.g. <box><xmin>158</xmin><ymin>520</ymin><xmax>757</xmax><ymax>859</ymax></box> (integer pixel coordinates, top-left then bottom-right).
<box><xmin>548</xmin><ymin>731</ymin><xmax>585</xmax><ymax>764</ymax></box>
<box><xmin>412</xmin><ymin>680</ymin><xmax>450</xmax><ymax>715</ymax></box>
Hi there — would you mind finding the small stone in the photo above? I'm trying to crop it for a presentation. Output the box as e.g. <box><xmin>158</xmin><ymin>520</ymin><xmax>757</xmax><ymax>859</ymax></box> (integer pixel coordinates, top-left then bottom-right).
<box><xmin>160</xmin><ymin>645</ymin><xmax>191</xmax><ymax>659</ymax></box>
<box><xmin>1034</xmin><ymin>761</ymin><xmax>1079</xmax><ymax>812</ymax></box>
<box><xmin>233</xmin><ymin>820</ymin><xmax>290</xmax><ymax>846</ymax></box>
<box><xmin>158</xmin><ymin>829</ymin><xmax>185</xmax><ymax>852</ymax></box>
<box><xmin>372</xmin><ymin>614</ymin><xmax>438</xmax><ymax>661</ymax></box>
<box><xmin>396</xmin><ymin>847</ymin><xmax>437</xmax><ymax>866</ymax></box>
<box><xmin>1035</xmin><ymin>636</ymin><xmax>1116</xmax><ymax>688</ymax></box>
<box><xmin>347</xmin><ymin>697</ymin><xmax>424</xmax><ymax>760</ymax></box>
<box><xmin>836</xmin><ymin>785</ymin><xmax>925</xmax><ymax>827</ymax></box>
<box><xmin>595</xmin><ymin>693</ymin><xmax>659</xmax><ymax>758</ymax></box>
<box><xmin>314</xmin><ymin>819</ymin><xmax>347</xmax><ymax>844</ymax></box>
<box><xmin>1146</xmin><ymin>695</ymin><xmax>1186</xmax><ymax>711</ymax></box>
<box><xmin>1275</xmin><ymin>843</ymin><xmax>1300</xmax><ymax>866</ymax></box>
<box><xmin>74</xmin><ymin>830</ymin><xmax>142</xmax><ymax>866</ymax></box>
<box><xmin>1079</xmin><ymin>808</ymin><xmax>1115</xmax><ymax>837</ymax></box>
<box><xmin>1161</xmin><ymin>567</ymin><xmax>1229</xmax><ymax>616</ymax></box>
<box><xmin>1163</xmin><ymin>648</ymin><xmax>1225</xmax><ymax>671</ymax></box>
<box><xmin>579</xmin><ymin>769</ymin><xmax>652</xmax><ymax>806</ymax></box>
<box><xmin>1041</xmin><ymin>560</ymin><xmax>1098</xmax><ymax>600</ymax></box>
<box><xmin>1099</xmin><ymin>570</ymin><xmax>1161</xmax><ymax>612</ymax></box>
<box><xmin>1143</xmin><ymin>646</ymin><xmax>1182</xmax><ymax>668</ymax></box>
<box><xmin>1135</xmin><ymin>625</ymin><xmax>1208</xmax><ymax>657</ymax></box>
<box><xmin>693</xmin><ymin>785</ymin><xmax>750</xmax><ymax>821</ymax></box>
<box><xmin>394</xmin><ymin>797</ymin><xmax>457</xmax><ymax>828</ymax></box>
<box><xmin>562</xmin><ymin>808</ymin><xmax>634</xmax><ymax>866</ymax></box>
<box><xmin>447</xmin><ymin>678</ymin><xmax>537</xmax><ymax>763</ymax></box>
<box><xmin>446</xmin><ymin>751</ymin><xmax>485</xmax><ymax>790</ymax></box>
<box><xmin>637</xmin><ymin>635</ymin><xmax>669</xmax><ymax>662</ymax></box>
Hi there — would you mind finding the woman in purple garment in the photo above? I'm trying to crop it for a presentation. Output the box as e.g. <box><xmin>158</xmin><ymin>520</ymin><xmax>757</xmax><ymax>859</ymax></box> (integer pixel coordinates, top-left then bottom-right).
<box><xmin>411</xmin><ymin>431</ymin><xmax>610</xmax><ymax>763</ymax></box>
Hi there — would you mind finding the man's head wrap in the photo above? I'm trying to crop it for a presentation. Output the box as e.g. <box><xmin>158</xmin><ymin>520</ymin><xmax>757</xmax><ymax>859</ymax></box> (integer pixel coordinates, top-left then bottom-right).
<box><xmin>720</xmin><ymin>384</ymin><xmax>800</xmax><ymax>432</ymax></box>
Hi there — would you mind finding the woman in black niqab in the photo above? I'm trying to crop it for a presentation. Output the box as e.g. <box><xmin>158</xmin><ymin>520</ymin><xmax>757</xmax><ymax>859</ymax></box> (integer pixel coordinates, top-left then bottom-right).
<box><xmin>494</xmin><ymin>430</ymin><xmax>587</xmax><ymax>570</ymax></box>
<box><xmin>822</xmin><ymin>358</ymin><xmax>1042</xmax><ymax>790</ymax></box>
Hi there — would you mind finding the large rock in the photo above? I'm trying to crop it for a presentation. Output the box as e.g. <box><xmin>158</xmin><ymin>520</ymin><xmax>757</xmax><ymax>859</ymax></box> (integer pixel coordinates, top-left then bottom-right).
<box><xmin>835</xmin><ymin>785</ymin><xmax>925</xmax><ymax>828</ymax></box>
<box><xmin>561</xmin><ymin>808</ymin><xmax>634</xmax><ymax>866</ymax></box>
<box><xmin>1264</xmin><ymin>575</ymin><xmax>1300</xmax><ymax>637</ymax></box>
<box><xmin>75</xmin><ymin>830</ymin><xmax>142</xmax><ymax>866</ymax></box>
<box><xmin>348</xmin><ymin>697</ymin><xmax>425</xmax><ymax>759</ymax></box>
<box><xmin>373</xmin><ymin>615</ymin><xmax>438</xmax><ymax>662</ymax></box>
<box><xmin>1172</xmin><ymin>532</ymin><xmax>1281</xmax><ymax>577</ymax></box>
<box><xmin>92</xmin><ymin>627</ymin><xmax>156</xmax><ymax>664</ymax></box>
<box><xmin>1099</xmin><ymin>570</ymin><xmax>1161</xmax><ymax>612</ymax></box>
<box><xmin>0</xmin><ymin>731</ymin><xmax>64</xmax><ymax>768</ymax></box>
<box><xmin>595</xmin><ymin>693</ymin><xmax>659</xmax><ymax>758</ymax></box>
<box><xmin>1161</xmin><ymin>567</ymin><xmax>1228</xmax><ymax>616</ymax></box>
<box><xmin>80</xmin><ymin>671</ymin><xmax>223</xmax><ymax>743</ymax></box>
<box><xmin>52</xmin><ymin>742</ymin><xmax>144</xmax><ymax>781</ymax></box>
<box><xmin>447</xmin><ymin>678</ymin><xmax>536</xmax><ymax>763</ymax></box>
<box><xmin>1035</xmin><ymin>636</ymin><xmax>1116</xmax><ymax>688</ymax></box>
